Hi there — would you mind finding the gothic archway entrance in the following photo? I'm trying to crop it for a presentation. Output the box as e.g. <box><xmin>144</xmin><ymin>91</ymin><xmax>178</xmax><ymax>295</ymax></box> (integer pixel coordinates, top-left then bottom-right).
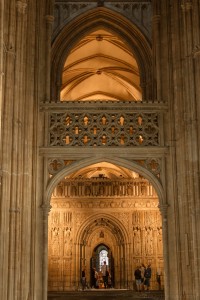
<box><xmin>47</xmin><ymin>161</ymin><xmax>164</xmax><ymax>291</ymax></box>
<box><xmin>91</xmin><ymin>244</ymin><xmax>114</xmax><ymax>288</ymax></box>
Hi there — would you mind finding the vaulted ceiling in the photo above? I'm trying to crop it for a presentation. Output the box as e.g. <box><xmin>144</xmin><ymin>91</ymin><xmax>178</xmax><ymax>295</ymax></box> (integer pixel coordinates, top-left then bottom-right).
<box><xmin>61</xmin><ymin>29</ymin><xmax>142</xmax><ymax>101</ymax></box>
<box><xmin>66</xmin><ymin>162</ymin><xmax>140</xmax><ymax>179</ymax></box>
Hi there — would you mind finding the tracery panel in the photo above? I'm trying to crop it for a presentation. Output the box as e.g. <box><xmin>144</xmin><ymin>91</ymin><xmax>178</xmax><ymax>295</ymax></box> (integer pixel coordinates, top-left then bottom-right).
<box><xmin>49</xmin><ymin>111</ymin><xmax>160</xmax><ymax>147</ymax></box>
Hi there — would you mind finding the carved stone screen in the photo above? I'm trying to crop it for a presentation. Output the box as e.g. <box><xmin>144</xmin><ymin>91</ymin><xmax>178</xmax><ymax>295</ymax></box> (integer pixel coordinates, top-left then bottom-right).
<box><xmin>48</xmin><ymin>177</ymin><xmax>164</xmax><ymax>291</ymax></box>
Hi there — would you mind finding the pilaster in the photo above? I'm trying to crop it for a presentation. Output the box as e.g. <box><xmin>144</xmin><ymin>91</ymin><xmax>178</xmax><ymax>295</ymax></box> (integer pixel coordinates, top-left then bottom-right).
<box><xmin>152</xmin><ymin>0</ymin><xmax>161</xmax><ymax>101</ymax></box>
<box><xmin>41</xmin><ymin>202</ymin><xmax>52</xmax><ymax>300</ymax></box>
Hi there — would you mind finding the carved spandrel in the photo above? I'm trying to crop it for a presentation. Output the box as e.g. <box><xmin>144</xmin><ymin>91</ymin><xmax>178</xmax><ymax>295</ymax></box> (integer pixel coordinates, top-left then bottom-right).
<box><xmin>53</xmin><ymin>2</ymin><xmax>152</xmax><ymax>40</ymax></box>
<box><xmin>105</xmin><ymin>2</ymin><xmax>152</xmax><ymax>39</ymax></box>
<box><xmin>48</xmin><ymin>159</ymin><xmax>75</xmax><ymax>175</ymax></box>
<box><xmin>53</xmin><ymin>3</ymin><xmax>96</xmax><ymax>38</ymax></box>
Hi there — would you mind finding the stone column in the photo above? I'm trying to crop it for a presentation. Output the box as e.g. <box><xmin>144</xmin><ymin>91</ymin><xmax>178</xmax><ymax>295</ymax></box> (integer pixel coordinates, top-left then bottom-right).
<box><xmin>41</xmin><ymin>202</ymin><xmax>52</xmax><ymax>300</ymax></box>
<box><xmin>45</xmin><ymin>15</ymin><xmax>54</xmax><ymax>103</ymax></box>
<box><xmin>0</xmin><ymin>0</ymin><xmax>4</xmax><ymax>139</ymax></box>
<box><xmin>181</xmin><ymin>2</ymin><xmax>200</xmax><ymax>299</ymax></box>
<box><xmin>152</xmin><ymin>14</ymin><xmax>161</xmax><ymax>101</ymax></box>
<box><xmin>159</xmin><ymin>203</ymin><xmax>169</xmax><ymax>300</ymax></box>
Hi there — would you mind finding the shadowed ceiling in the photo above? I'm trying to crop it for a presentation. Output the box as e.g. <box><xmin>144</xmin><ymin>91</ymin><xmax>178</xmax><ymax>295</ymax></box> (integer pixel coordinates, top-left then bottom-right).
<box><xmin>61</xmin><ymin>29</ymin><xmax>142</xmax><ymax>101</ymax></box>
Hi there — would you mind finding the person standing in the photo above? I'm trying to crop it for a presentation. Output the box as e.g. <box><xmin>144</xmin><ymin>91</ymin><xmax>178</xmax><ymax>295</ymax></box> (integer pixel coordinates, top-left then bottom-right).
<box><xmin>134</xmin><ymin>266</ymin><xmax>142</xmax><ymax>292</ymax></box>
<box><xmin>91</xmin><ymin>267</ymin><xmax>96</xmax><ymax>288</ymax></box>
<box><xmin>140</xmin><ymin>263</ymin><xmax>146</xmax><ymax>290</ymax></box>
<box><xmin>81</xmin><ymin>268</ymin><xmax>86</xmax><ymax>291</ymax></box>
<box><xmin>101</xmin><ymin>261</ymin><xmax>108</xmax><ymax>288</ymax></box>
<box><xmin>156</xmin><ymin>267</ymin><xmax>161</xmax><ymax>290</ymax></box>
<box><xmin>95</xmin><ymin>268</ymin><xmax>99</xmax><ymax>288</ymax></box>
<box><xmin>144</xmin><ymin>264</ymin><xmax>152</xmax><ymax>291</ymax></box>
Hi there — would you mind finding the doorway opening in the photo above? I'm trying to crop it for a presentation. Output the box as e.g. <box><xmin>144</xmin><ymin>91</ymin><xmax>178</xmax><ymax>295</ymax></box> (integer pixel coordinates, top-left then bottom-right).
<box><xmin>47</xmin><ymin>161</ymin><xmax>164</xmax><ymax>291</ymax></box>
<box><xmin>91</xmin><ymin>244</ymin><xmax>114</xmax><ymax>289</ymax></box>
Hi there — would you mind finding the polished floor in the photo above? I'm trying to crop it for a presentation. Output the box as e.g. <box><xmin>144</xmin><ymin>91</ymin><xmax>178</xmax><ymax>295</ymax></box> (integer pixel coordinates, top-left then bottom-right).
<box><xmin>48</xmin><ymin>290</ymin><xmax>165</xmax><ymax>300</ymax></box>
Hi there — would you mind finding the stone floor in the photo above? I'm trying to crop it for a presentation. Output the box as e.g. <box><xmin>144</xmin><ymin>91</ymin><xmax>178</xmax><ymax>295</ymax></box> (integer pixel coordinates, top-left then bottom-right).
<box><xmin>48</xmin><ymin>290</ymin><xmax>165</xmax><ymax>300</ymax></box>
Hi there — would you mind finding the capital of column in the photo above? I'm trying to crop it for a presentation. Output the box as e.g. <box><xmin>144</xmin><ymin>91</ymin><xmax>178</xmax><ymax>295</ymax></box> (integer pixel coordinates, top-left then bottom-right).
<box><xmin>181</xmin><ymin>1</ymin><xmax>193</xmax><ymax>11</ymax></box>
<box><xmin>192</xmin><ymin>45</ymin><xmax>200</xmax><ymax>58</ymax></box>
<box><xmin>152</xmin><ymin>14</ymin><xmax>161</xmax><ymax>24</ymax></box>
<box><xmin>9</xmin><ymin>207</ymin><xmax>21</xmax><ymax>213</ymax></box>
<box><xmin>158</xmin><ymin>203</ymin><xmax>169</xmax><ymax>220</ymax></box>
<box><xmin>3</xmin><ymin>42</ymin><xmax>16</xmax><ymax>57</ymax></box>
<box><xmin>16</xmin><ymin>1</ymin><xmax>27</xmax><ymax>14</ymax></box>
<box><xmin>45</xmin><ymin>15</ymin><xmax>55</xmax><ymax>24</ymax></box>
<box><xmin>41</xmin><ymin>202</ymin><xmax>52</xmax><ymax>217</ymax></box>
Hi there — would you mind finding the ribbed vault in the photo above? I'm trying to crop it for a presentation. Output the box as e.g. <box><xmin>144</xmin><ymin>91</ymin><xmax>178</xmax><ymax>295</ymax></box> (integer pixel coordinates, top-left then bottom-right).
<box><xmin>61</xmin><ymin>29</ymin><xmax>142</xmax><ymax>101</ymax></box>
<box><xmin>51</xmin><ymin>7</ymin><xmax>152</xmax><ymax>101</ymax></box>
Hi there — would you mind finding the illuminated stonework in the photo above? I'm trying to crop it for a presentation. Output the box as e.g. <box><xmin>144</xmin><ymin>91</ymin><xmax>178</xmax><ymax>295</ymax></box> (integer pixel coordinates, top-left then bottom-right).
<box><xmin>48</xmin><ymin>177</ymin><xmax>164</xmax><ymax>291</ymax></box>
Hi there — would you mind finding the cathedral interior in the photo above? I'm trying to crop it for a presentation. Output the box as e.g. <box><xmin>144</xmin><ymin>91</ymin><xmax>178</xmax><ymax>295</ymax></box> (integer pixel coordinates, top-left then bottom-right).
<box><xmin>48</xmin><ymin>163</ymin><xmax>163</xmax><ymax>291</ymax></box>
<box><xmin>1</xmin><ymin>1</ymin><xmax>200</xmax><ymax>300</ymax></box>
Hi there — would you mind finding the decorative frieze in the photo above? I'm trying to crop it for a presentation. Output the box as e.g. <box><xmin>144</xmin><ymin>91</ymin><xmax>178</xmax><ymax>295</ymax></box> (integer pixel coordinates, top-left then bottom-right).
<box><xmin>51</xmin><ymin>177</ymin><xmax>157</xmax><ymax>198</ymax></box>
<box><xmin>51</xmin><ymin>198</ymin><xmax>159</xmax><ymax>209</ymax></box>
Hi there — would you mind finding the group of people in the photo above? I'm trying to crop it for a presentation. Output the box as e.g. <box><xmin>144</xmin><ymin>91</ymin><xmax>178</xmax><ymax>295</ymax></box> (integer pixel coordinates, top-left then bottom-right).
<box><xmin>134</xmin><ymin>264</ymin><xmax>162</xmax><ymax>292</ymax></box>
<box><xmin>81</xmin><ymin>261</ymin><xmax>112</xmax><ymax>291</ymax></box>
<box><xmin>134</xmin><ymin>264</ymin><xmax>152</xmax><ymax>292</ymax></box>
<box><xmin>82</xmin><ymin>262</ymin><xmax>161</xmax><ymax>292</ymax></box>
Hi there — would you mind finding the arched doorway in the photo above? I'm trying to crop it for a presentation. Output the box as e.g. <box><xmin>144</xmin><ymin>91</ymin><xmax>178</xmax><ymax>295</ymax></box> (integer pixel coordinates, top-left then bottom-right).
<box><xmin>47</xmin><ymin>161</ymin><xmax>164</xmax><ymax>291</ymax></box>
<box><xmin>91</xmin><ymin>244</ymin><xmax>114</xmax><ymax>288</ymax></box>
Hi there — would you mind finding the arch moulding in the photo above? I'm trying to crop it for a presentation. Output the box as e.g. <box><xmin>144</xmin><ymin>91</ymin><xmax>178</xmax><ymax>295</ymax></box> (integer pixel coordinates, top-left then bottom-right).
<box><xmin>51</xmin><ymin>7</ymin><xmax>153</xmax><ymax>101</ymax></box>
<box><xmin>45</xmin><ymin>156</ymin><xmax>165</xmax><ymax>208</ymax></box>
<box><xmin>75</xmin><ymin>212</ymin><xmax>129</xmax><ymax>246</ymax></box>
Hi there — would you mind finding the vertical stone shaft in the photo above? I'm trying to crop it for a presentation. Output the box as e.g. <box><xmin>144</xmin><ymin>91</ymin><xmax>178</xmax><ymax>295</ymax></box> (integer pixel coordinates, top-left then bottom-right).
<box><xmin>181</xmin><ymin>2</ymin><xmax>200</xmax><ymax>298</ymax></box>
<box><xmin>152</xmin><ymin>0</ymin><xmax>161</xmax><ymax>101</ymax></box>
<box><xmin>45</xmin><ymin>15</ymin><xmax>54</xmax><ymax>103</ymax></box>
<box><xmin>7</xmin><ymin>2</ymin><xmax>27</xmax><ymax>299</ymax></box>
<box><xmin>42</xmin><ymin>204</ymin><xmax>51</xmax><ymax>300</ymax></box>
<box><xmin>1</xmin><ymin>0</ymin><xmax>16</xmax><ymax>299</ymax></box>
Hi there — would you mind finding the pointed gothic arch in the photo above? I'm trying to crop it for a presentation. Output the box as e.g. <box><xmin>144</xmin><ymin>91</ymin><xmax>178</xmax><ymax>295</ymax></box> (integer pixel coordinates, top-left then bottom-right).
<box><xmin>51</xmin><ymin>7</ymin><xmax>153</xmax><ymax>101</ymax></box>
<box><xmin>75</xmin><ymin>213</ymin><xmax>128</xmax><ymax>289</ymax></box>
<box><xmin>45</xmin><ymin>156</ymin><xmax>165</xmax><ymax>208</ymax></box>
